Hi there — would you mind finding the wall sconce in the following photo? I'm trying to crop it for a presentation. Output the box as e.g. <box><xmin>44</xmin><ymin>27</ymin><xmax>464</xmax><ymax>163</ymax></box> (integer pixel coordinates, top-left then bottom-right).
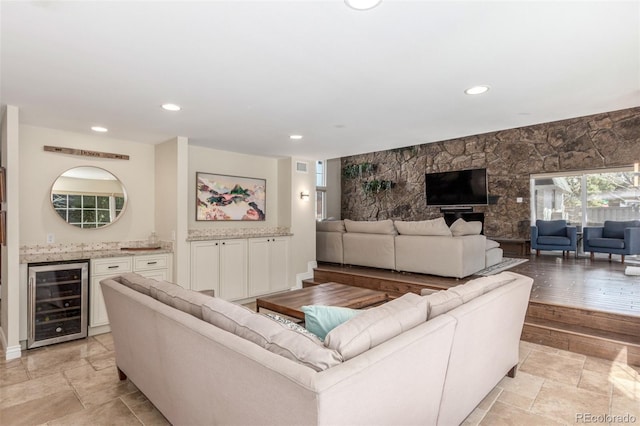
<box><xmin>300</xmin><ymin>191</ymin><xmax>310</xmax><ymax>200</ymax></box>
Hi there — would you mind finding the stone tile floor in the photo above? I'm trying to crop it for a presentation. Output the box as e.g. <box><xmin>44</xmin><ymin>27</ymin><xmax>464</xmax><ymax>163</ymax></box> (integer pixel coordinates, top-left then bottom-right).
<box><xmin>1</xmin><ymin>334</ymin><xmax>638</xmax><ymax>425</ymax></box>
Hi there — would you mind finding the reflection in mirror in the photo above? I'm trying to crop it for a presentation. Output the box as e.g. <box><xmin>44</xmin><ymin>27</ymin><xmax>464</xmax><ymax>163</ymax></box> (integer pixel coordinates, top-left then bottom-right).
<box><xmin>51</xmin><ymin>166</ymin><xmax>127</xmax><ymax>229</ymax></box>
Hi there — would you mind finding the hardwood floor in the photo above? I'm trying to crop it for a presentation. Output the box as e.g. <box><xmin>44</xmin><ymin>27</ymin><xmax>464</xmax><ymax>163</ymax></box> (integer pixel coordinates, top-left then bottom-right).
<box><xmin>312</xmin><ymin>252</ymin><xmax>640</xmax><ymax>366</ymax></box>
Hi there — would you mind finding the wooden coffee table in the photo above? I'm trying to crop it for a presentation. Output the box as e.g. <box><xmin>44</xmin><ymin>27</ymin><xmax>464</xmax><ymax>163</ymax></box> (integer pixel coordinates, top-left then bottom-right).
<box><xmin>256</xmin><ymin>282</ymin><xmax>388</xmax><ymax>321</ymax></box>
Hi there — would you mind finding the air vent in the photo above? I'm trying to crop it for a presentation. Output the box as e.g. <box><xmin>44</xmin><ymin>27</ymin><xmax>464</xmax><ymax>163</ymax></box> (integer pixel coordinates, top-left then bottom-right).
<box><xmin>296</xmin><ymin>161</ymin><xmax>308</xmax><ymax>173</ymax></box>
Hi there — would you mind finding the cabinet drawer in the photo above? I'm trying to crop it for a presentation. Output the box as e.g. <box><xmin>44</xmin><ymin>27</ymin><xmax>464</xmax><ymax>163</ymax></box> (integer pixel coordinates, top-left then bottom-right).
<box><xmin>92</xmin><ymin>257</ymin><xmax>133</xmax><ymax>275</ymax></box>
<box><xmin>134</xmin><ymin>255</ymin><xmax>168</xmax><ymax>272</ymax></box>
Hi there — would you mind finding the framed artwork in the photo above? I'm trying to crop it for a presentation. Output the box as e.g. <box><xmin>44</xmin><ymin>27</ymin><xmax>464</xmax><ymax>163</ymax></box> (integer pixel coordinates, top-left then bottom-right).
<box><xmin>0</xmin><ymin>211</ymin><xmax>5</xmax><ymax>246</ymax></box>
<box><xmin>196</xmin><ymin>172</ymin><xmax>266</xmax><ymax>221</ymax></box>
<box><xmin>0</xmin><ymin>167</ymin><xmax>5</xmax><ymax>203</ymax></box>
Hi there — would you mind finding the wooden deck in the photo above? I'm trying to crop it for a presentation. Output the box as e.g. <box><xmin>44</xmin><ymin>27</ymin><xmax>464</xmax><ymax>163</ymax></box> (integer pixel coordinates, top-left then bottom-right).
<box><xmin>311</xmin><ymin>253</ymin><xmax>640</xmax><ymax>366</ymax></box>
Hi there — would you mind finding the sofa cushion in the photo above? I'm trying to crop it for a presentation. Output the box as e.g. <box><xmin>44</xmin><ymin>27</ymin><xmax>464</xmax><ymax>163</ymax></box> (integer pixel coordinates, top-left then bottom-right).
<box><xmin>301</xmin><ymin>305</ymin><xmax>362</xmax><ymax>340</ymax></box>
<box><xmin>486</xmin><ymin>239</ymin><xmax>500</xmax><ymax>250</ymax></box>
<box><xmin>450</xmin><ymin>218</ymin><xmax>483</xmax><ymax>236</ymax></box>
<box><xmin>587</xmin><ymin>237</ymin><xmax>626</xmax><ymax>249</ymax></box>
<box><xmin>324</xmin><ymin>293</ymin><xmax>428</xmax><ymax>360</ymax></box>
<box><xmin>602</xmin><ymin>220</ymin><xmax>640</xmax><ymax>239</ymax></box>
<box><xmin>536</xmin><ymin>219</ymin><xmax>568</xmax><ymax>236</ymax></box>
<box><xmin>424</xmin><ymin>290</ymin><xmax>463</xmax><ymax>320</ymax></box>
<box><xmin>202</xmin><ymin>299</ymin><xmax>342</xmax><ymax>371</ymax></box>
<box><xmin>344</xmin><ymin>219</ymin><xmax>396</xmax><ymax>235</ymax></box>
<box><xmin>394</xmin><ymin>218</ymin><xmax>452</xmax><ymax>236</ymax></box>
<box><xmin>150</xmin><ymin>281</ymin><xmax>213</xmax><ymax>319</ymax></box>
<box><xmin>316</xmin><ymin>220</ymin><xmax>346</xmax><ymax>233</ymax></box>
<box><xmin>449</xmin><ymin>272</ymin><xmax>518</xmax><ymax>303</ymax></box>
<box><xmin>537</xmin><ymin>236</ymin><xmax>571</xmax><ymax>245</ymax></box>
<box><xmin>118</xmin><ymin>272</ymin><xmax>158</xmax><ymax>296</ymax></box>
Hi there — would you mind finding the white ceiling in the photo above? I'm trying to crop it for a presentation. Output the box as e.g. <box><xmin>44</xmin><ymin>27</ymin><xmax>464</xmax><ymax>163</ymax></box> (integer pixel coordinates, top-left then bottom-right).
<box><xmin>2</xmin><ymin>1</ymin><xmax>639</xmax><ymax>160</ymax></box>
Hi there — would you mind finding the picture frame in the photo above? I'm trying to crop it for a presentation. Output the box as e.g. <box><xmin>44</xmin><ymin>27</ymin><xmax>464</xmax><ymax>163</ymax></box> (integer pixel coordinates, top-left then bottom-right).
<box><xmin>0</xmin><ymin>167</ymin><xmax>5</xmax><ymax>203</ymax></box>
<box><xmin>196</xmin><ymin>172</ymin><xmax>266</xmax><ymax>221</ymax></box>
<box><xmin>0</xmin><ymin>211</ymin><xmax>6</xmax><ymax>246</ymax></box>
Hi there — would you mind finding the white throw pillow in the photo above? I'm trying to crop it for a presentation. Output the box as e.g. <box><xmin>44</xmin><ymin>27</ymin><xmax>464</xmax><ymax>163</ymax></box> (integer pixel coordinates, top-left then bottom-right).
<box><xmin>394</xmin><ymin>218</ymin><xmax>452</xmax><ymax>236</ymax></box>
<box><xmin>344</xmin><ymin>219</ymin><xmax>397</xmax><ymax>235</ymax></box>
<box><xmin>486</xmin><ymin>239</ymin><xmax>500</xmax><ymax>250</ymax></box>
<box><xmin>450</xmin><ymin>218</ymin><xmax>483</xmax><ymax>236</ymax></box>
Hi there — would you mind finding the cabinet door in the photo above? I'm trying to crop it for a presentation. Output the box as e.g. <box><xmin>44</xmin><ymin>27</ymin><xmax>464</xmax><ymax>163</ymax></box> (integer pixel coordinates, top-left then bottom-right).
<box><xmin>269</xmin><ymin>237</ymin><xmax>290</xmax><ymax>292</ymax></box>
<box><xmin>190</xmin><ymin>241</ymin><xmax>220</xmax><ymax>294</ymax></box>
<box><xmin>90</xmin><ymin>257</ymin><xmax>133</xmax><ymax>328</ymax></box>
<box><xmin>90</xmin><ymin>276</ymin><xmax>109</xmax><ymax>327</ymax></box>
<box><xmin>219</xmin><ymin>239</ymin><xmax>247</xmax><ymax>300</ymax></box>
<box><xmin>248</xmin><ymin>238</ymin><xmax>271</xmax><ymax>296</ymax></box>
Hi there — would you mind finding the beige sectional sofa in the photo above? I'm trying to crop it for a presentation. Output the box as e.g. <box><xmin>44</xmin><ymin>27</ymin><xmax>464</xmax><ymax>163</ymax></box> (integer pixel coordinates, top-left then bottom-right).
<box><xmin>101</xmin><ymin>270</ymin><xmax>532</xmax><ymax>426</ymax></box>
<box><xmin>317</xmin><ymin>218</ymin><xmax>503</xmax><ymax>278</ymax></box>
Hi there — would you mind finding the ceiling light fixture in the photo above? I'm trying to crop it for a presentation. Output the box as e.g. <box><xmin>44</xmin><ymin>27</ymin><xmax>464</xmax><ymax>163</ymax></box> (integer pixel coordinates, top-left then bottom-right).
<box><xmin>290</xmin><ymin>135</ymin><xmax>303</xmax><ymax>140</ymax></box>
<box><xmin>91</xmin><ymin>126</ymin><xmax>108</xmax><ymax>133</ymax></box>
<box><xmin>464</xmin><ymin>86</ymin><xmax>490</xmax><ymax>95</ymax></box>
<box><xmin>161</xmin><ymin>103</ymin><xmax>181</xmax><ymax>111</ymax></box>
<box><xmin>345</xmin><ymin>0</ymin><xmax>382</xmax><ymax>11</ymax></box>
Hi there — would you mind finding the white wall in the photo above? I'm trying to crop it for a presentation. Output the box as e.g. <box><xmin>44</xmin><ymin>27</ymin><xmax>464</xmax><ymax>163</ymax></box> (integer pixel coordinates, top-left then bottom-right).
<box><xmin>326</xmin><ymin>158</ymin><xmax>342</xmax><ymax>220</ymax></box>
<box><xmin>188</xmin><ymin>145</ymin><xmax>279</xmax><ymax>229</ymax></box>
<box><xmin>288</xmin><ymin>158</ymin><xmax>317</xmax><ymax>286</ymax></box>
<box><xmin>19</xmin><ymin>125</ymin><xmax>156</xmax><ymax>245</ymax></box>
<box><xmin>1</xmin><ymin>106</ymin><xmax>21</xmax><ymax>359</ymax></box>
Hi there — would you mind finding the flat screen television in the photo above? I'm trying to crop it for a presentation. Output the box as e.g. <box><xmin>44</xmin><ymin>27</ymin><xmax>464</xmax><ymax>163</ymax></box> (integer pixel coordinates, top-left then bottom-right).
<box><xmin>425</xmin><ymin>168</ymin><xmax>488</xmax><ymax>206</ymax></box>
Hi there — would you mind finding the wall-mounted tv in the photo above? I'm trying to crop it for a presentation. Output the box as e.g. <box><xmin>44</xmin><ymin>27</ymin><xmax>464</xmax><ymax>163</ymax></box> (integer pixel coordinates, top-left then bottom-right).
<box><xmin>425</xmin><ymin>168</ymin><xmax>488</xmax><ymax>206</ymax></box>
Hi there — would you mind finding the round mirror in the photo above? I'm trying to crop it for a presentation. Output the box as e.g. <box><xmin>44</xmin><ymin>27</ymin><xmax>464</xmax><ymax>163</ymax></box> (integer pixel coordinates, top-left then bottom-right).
<box><xmin>50</xmin><ymin>166</ymin><xmax>128</xmax><ymax>229</ymax></box>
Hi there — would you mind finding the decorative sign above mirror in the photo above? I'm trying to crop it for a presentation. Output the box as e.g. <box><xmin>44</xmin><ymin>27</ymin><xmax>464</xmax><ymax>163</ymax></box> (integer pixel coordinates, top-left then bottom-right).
<box><xmin>50</xmin><ymin>166</ymin><xmax>127</xmax><ymax>229</ymax></box>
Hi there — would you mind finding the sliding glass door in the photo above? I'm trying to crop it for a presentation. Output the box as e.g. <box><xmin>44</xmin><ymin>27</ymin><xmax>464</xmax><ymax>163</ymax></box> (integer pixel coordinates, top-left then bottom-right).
<box><xmin>531</xmin><ymin>167</ymin><xmax>640</xmax><ymax>228</ymax></box>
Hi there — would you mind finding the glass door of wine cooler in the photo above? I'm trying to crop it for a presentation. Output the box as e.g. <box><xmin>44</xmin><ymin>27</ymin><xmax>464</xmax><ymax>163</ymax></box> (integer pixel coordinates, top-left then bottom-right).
<box><xmin>28</xmin><ymin>261</ymin><xmax>89</xmax><ymax>349</ymax></box>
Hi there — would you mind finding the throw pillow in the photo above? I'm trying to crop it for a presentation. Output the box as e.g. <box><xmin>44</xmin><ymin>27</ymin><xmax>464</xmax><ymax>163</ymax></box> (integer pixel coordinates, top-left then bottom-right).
<box><xmin>394</xmin><ymin>218</ymin><xmax>452</xmax><ymax>236</ymax></box>
<box><xmin>450</xmin><ymin>218</ymin><xmax>483</xmax><ymax>236</ymax></box>
<box><xmin>316</xmin><ymin>220</ymin><xmax>346</xmax><ymax>233</ymax></box>
<box><xmin>301</xmin><ymin>305</ymin><xmax>362</xmax><ymax>340</ymax></box>
<box><xmin>324</xmin><ymin>293</ymin><xmax>429</xmax><ymax>361</ymax></box>
<box><xmin>486</xmin><ymin>239</ymin><xmax>500</xmax><ymax>250</ymax></box>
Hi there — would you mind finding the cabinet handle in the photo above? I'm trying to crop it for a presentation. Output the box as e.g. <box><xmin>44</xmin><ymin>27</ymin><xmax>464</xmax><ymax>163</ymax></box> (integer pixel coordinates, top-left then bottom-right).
<box><xmin>215</xmin><ymin>242</ymin><xmax>218</xmax><ymax>246</ymax></box>
<box><xmin>222</xmin><ymin>242</ymin><xmax>226</xmax><ymax>245</ymax></box>
<box><xmin>147</xmin><ymin>261</ymin><xmax>158</xmax><ymax>265</ymax></box>
<box><xmin>108</xmin><ymin>265</ymin><xmax>119</xmax><ymax>269</ymax></box>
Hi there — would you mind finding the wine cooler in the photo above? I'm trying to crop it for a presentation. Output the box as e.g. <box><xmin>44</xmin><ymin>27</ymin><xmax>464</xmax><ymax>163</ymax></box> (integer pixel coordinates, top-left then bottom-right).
<box><xmin>27</xmin><ymin>261</ymin><xmax>89</xmax><ymax>349</ymax></box>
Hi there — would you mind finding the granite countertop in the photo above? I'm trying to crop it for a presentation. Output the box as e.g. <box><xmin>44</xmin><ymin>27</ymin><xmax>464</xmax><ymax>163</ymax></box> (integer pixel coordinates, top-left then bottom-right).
<box><xmin>186</xmin><ymin>232</ymin><xmax>293</xmax><ymax>242</ymax></box>
<box><xmin>20</xmin><ymin>248</ymin><xmax>173</xmax><ymax>264</ymax></box>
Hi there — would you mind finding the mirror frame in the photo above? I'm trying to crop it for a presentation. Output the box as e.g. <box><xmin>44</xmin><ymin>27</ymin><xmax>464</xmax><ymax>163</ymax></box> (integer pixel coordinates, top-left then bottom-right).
<box><xmin>50</xmin><ymin>166</ymin><xmax>128</xmax><ymax>229</ymax></box>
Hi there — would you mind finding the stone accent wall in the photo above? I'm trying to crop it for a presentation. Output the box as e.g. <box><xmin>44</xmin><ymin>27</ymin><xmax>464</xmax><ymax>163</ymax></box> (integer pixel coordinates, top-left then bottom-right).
<box><xmin>341</xmin><ymin>107</ymin><xmax>640</xmax><ymax>238</ymax></box>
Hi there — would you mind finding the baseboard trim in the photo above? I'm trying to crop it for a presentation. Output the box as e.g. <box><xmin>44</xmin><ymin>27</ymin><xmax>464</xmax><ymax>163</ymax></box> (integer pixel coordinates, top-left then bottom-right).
<box><xmin>0</xmin><ymin>328</ymin><xmax>21</xmax><ymax>360</ymax></box>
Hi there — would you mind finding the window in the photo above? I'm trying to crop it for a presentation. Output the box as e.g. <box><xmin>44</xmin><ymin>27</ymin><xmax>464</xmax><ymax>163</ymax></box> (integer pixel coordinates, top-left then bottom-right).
<box><xmin>531</xmin><ymin>166</ymin><xmax>640</xmax><ymax>227</ymax></box>
<box><xmin>316</xmin><ymin>160</ymin><xmax>327</xmax><ymax>221</ymax></box>
<box><xmin>52</xmin><ymin>193</ymin><xmax>125</xmax><ymax>228</ymax></box>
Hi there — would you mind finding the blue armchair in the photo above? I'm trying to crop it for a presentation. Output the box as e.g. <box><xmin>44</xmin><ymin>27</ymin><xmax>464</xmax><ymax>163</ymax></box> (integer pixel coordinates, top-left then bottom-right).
<box><xmin>531</xmin><ymin>220</ymin><xmax>577</xmax><ymax>257</ymax></box>
<box><xmin>583</xmin><ymin>220</ymin><xmax>640</xmax><ymax>263</ymax></box>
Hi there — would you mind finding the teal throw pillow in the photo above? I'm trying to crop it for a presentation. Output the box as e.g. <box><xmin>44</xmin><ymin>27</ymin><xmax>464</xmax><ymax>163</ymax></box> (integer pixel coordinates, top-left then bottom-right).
<box><xmin>301</xmin><ymin>305</ymin><xmax>362</xmax><ymax>340</ymax></box>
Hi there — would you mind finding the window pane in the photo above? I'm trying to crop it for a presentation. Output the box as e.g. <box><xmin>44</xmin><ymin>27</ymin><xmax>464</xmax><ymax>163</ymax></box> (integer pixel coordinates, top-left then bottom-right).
<box><xmin>82</xmin><ymin>195</ymin><xmax>96</xmax><ymax>208</ymax></box>
<box><xmin>83</xmin><ymin>210</ymin><xmax>96</xmax><ymax>223</ymax></box>
<box><xmin>315</xmin><ymin>191</ymin><xmax>326</xmax><ymax>221</ymax></box>
<box><xmin>52</xmin><ymin>194</ymin><xmax>68</xmax><ymax>208</ymax></box>
<box><xmin>97</xmin><ymin>196</ymin><xmax>110</xmax><ymax>209</ymax></box>
<box><xmin>97</xmin><ymin>210</ymin><xmax>110</xmax><ymax>223</ymax></box>
<box><xmin>316</xmin><ymin>160</ymin><xmax>325</xmax><ymax>187</ymax></box>
<box><xmin>533</xmin><ymin>176</ymin><xmax>582</xmax><ymax>225</ymax></box>
<box><xmin>68</xmin><ymin>210</ymin><xmax>82</xmax><ymax>223</ymax></box>
<box><xmin>115</xmin><ymin>196</ymin><xmax>125</xmax><ymax>209</ymax></box>
<box><xmin>69</xmin><ymin>195</ymin><xmax>82</xmax><ymax>208</ymax></box>
<box><xmin>586</xmin><ymin>171</ymin><xmax>640</xmax><ymax>226</ymax></box>
<box><xmin>55</xmin><ymin>209</ymin><xmax>67</xmax><ymax>220</ymax></box>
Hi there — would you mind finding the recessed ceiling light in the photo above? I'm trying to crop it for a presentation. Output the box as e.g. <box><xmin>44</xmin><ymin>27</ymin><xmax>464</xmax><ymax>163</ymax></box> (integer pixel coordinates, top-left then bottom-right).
<box><xmin>91</xmin><ymin>126</ymin><xmax>108</xmax><ymax>132</ymax></box>
<box><xmin>464</xmin><ymin>85</ymin><xmax>490</xmax><ymax>95</ymax></box>
<box><xmin>345</xmin><ymin>0</ymin><xmax>382</xmax><ymax>10</ymax></box>
<box><xmin>290</xmin><ymin>135</ymin><xmax>303</xmax><ymax>140</ymax></box>
<box><xmin>161</xmin><ymin>103</ymin><xmax>181</xmax><ymax>111</ymax></box>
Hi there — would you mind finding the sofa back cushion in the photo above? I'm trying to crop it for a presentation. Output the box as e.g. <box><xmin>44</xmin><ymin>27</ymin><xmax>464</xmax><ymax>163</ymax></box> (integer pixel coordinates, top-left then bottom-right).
<box><xmin>423</xmin><ymin>290</ymin><xmax>463</xmax><ymax>320</ymax></box>
<box><xmin>536</xmin><ymin>219</ymin><xmax>567</xmax><ymax>237</ymax></box>
<box><xmin>344</xmin><ymin>219</ymin><xmax>396</xmax><ymax>235</ymax></box>
<box><xmin>450</xmin><ymin>218</ymin><xmax>483</xmax><ymax>236</ymax></box>
<box><xmin>118</xmin><ymin>272</ymin><xmax>158</xmax><ymax>296</ymax></box>
<box><xmin>150</xmin><ymin>280</ymin><xmax>213</xmax><ymax>320</ymax></box>
<box><xmin>316</xmin><ymin>220</ymin><xmax>346</xmax><ymax>233</ymax></box>
<box><xmin>394</xmin><ymin>218</ymin><xmax>452</xmax><ymax>236</ymax></box>
<box><xmin>202</xmin><ymin>298</ymin><xmax>342</xmax><ymax>371</ymax></box>
<box><xmin>603</xmin><ymin>220</ymin><xmax>640</xmax><ymax>239</ymax></box>
<box><xmin>324</xmin><ymin>293</ymin><xmax>429</xmax><ymax>360</ymax></box>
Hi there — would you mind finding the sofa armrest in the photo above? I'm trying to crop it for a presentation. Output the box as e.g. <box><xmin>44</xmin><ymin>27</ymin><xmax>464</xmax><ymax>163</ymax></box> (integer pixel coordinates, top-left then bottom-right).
<box><xmin>566</xmin><ymin>226</ymin><xmax>577</xmax><ymax>245</ymax></box>
<box><xmin>624</xmin><ymin>227</ymin><xmax>640</xmax><ymax>253</ymax></box>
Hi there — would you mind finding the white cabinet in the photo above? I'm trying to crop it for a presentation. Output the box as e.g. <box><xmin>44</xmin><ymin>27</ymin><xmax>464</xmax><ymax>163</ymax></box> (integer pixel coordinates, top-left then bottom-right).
<box><xmin>248</xmin><ymin>237</ymin><xmax>290</xmax><ymax>297</ymax></box>
<box><xmin>190</xmin><ymin>239</ymin><xmax>247</xmax><ymax>300</ymax></box>
<box><xmin>90</xmin><ymin>257</ymin><xmax>133</xmax><ymax>327</ymax></box>
<box><xmin>90</xmin><ymin>253</ymin><xmax>172</xmax><ymax>329</ymax></box>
